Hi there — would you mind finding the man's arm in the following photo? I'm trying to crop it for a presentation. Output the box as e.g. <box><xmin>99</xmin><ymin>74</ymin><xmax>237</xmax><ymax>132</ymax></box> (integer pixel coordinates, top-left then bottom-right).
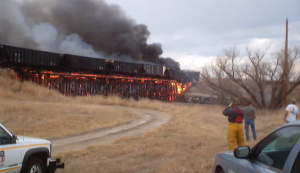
<box><xmin>223</xmin><ymin>107</ymin><xmax>230</xmax><ymax>116</ymax></box>
<box><xmin>284</xmin><ymin>111</ymin><xmax>288</xmax><ymax>122</ymax></box>
<box><xmin>284</xmin><ymin>105</ymin><xmax>290</xmax><ymax>122</ymax></box>
<box><xmin>223</xmin><ymin>103</ymin><xmax>232</xmax><ymax>116</ymax></box>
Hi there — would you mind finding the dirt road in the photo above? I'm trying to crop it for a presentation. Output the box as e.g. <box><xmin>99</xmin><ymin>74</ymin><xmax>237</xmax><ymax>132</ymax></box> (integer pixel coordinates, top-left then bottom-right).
<box><xmin>52</xmin><ymin>106</ymin><xmax>172</xmax><ymax>155</ymax></box>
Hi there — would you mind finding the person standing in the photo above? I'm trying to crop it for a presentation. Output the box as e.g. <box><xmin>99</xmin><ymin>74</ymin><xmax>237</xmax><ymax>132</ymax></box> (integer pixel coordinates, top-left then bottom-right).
<box><xmin>285</xmin><ymin>99</ymin><xmax>298</xmax><ymax>123</ymax></box>
<box><xmin>242</xmin><ymin>102</ymin><xmax>257</xmax><ymax>141</ymax></box>
<box><xmin>223</xmin><ymin>98</ymin><xmax>245</xmax><ymax>150</ymax></box>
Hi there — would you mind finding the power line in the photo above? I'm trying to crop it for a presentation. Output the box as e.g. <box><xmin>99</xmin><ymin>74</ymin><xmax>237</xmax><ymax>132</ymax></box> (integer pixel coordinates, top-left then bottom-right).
<box><xmin>268</xmin><ymin>0</ymin><xmax>289</xmax><ymax>18</ymax></box>
<box><xmin>249</xmin><ymin>0</ymin><xmax>283</xmax><ymax>25</ymax></box>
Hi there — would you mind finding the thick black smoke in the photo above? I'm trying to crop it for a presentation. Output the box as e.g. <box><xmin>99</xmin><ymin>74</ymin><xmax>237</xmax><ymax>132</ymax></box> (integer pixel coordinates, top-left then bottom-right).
<box><xmin>0</xmin><ymin>0</ymin><xmax>180</xmax><ymax>69</ymax></box>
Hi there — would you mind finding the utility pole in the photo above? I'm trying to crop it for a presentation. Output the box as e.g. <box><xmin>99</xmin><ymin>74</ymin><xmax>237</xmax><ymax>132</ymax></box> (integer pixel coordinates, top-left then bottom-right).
<box><xmin>283</xmin><ymin>19</ymin><xmax>288</xmax><ymax>107</ymax></box>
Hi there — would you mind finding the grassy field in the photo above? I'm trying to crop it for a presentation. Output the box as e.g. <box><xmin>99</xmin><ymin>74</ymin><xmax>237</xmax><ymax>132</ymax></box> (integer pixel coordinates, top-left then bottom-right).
<box><xmin>0</xmin><ymin>69</ymin><xmax>290</xmax><ymax>173</ymax></box>
<box><xmin>0</xmin><ymin>69</ymin><xmax>138</xmax><ymax>139</ymax></box>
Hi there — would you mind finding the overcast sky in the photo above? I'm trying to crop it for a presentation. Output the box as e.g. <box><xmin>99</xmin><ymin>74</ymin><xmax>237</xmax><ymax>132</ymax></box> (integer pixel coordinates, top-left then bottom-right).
<box><xmin>105</xmin><ymin>0</ymin><xmax>300</xmax><ymax>70</ymax></box>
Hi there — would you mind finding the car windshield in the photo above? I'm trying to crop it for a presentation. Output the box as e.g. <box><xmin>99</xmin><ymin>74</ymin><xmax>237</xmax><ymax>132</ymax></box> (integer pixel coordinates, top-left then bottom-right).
<box><xmin>252</xmin><ymin>126</ymin><xmax>300</xmax><ymax>170</ymax></box>
<box><xmin>0</xmin><ymin>126</ymin><xmax>10</xmax><ymax>139</ymax></box>
<box><xmin>0</xmin><ymin>126</ymin><xmax>12</xmax><ymax>144</ymax></box>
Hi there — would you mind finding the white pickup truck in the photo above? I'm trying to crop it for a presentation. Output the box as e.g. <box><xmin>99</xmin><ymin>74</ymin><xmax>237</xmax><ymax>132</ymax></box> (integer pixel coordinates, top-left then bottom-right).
<box><xmin>0</xmin><ymin>123</ymin><xmax>64</xmax><ymax>173</ymax></box>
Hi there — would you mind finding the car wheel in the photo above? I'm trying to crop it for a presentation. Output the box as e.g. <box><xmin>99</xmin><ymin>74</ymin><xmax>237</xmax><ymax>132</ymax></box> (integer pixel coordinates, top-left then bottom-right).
<box><xmin>25</xmin><ymin>157</ymin><xmax>45</xmax><ymax>173</ymax></box>
<box><xmin>218</xmin><ymin>169</ymin><xmax>225</xmax><ymax>173</ymax></box>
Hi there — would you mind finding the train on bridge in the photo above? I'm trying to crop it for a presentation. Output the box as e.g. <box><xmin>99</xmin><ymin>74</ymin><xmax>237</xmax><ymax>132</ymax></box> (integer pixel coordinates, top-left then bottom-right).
<box><xmin>0</xmin><ymin>45</ymin><xmax>196</xmax><ymax>101</ymax></box>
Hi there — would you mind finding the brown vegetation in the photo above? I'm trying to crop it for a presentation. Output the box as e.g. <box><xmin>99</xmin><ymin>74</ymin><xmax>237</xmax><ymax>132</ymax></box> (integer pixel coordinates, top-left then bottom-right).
<box><xmin>0</xmin><ymin>69</ymin><xmax>137</xmax><ymax>139</ymax></box>
<box><xmin>0</xmin><ymin>69</ymin><xmax>293</xmax><ymax>173</ymax></box>
<box><xmin>201</xmin><ymin>46</ymin><xmax>300</xmax><ymax>109</ymax></box>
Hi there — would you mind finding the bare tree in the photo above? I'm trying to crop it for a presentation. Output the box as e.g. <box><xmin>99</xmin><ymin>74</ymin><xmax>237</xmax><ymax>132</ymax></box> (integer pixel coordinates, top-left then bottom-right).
<box><xmin>201</xmin><ymin>46</ymin><xmax>300</xmax><ymax>109</ymax></box>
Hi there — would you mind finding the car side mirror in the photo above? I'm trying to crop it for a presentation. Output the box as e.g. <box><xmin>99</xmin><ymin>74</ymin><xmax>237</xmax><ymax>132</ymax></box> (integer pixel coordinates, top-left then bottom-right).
<box><xmin>12</xmin><ymin>134</ymin><xmax>17</xmax><ymax>144</ymax></box>
<box><xmin>234</xmin><ymin>146</ymin><xmax>250</xmax><ymax>159</ymax></box>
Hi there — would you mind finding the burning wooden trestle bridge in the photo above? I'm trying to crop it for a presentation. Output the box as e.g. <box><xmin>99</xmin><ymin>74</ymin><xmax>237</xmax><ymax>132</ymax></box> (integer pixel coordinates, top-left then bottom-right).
<box><xmin>17</xmin><ymin>71</ymin><xmax>190</xmax><ymax>101</ymax></box>
<box><xmin>1</xmin><ymin>45</ymin><xmax>192</xmax><ymax>101</ymax></box>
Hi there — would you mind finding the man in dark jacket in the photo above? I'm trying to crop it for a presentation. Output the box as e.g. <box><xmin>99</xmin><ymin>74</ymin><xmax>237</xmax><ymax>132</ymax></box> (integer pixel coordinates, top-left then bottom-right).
<box><xmin>223</xmin><ymin>98</ymin><xmax>245</xmax><ymax>150</ymax></box>
<box><xmin>242</xmin><ymin>101</ymin><xmax>257</xmax><ymax>141</ymax></box>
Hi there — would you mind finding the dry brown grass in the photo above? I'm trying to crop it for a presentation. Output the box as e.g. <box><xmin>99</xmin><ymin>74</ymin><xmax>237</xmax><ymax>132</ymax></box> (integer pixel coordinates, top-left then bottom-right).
<box><xmin>0</xmin><ymin>68</ymin><xmax>292</xmax><ymax>173</ymax></box>
<box><xmin>55</xmin><ymin>104</ymin><xmax>288</xmax><ymax>173</ymax></box>
<box><xmin>0</xmin><ymin>69</ymin><xmax>137</xmax><ymax>139</ymax></box>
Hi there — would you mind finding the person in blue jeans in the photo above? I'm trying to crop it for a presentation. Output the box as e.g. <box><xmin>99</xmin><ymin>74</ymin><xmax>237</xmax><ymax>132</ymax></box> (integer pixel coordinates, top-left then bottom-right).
<box><xmin>242</xmin><ymin>101</ymin><xmax>257</xmax><ymax>141</ymax></box>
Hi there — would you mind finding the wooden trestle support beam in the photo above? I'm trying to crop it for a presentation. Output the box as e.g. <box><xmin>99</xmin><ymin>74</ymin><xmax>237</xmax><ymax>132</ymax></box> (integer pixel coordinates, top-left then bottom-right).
<box><xmin>15</xmin><ymin>70</ymin><xmax>179</xmax><ymax>101</ymax></box>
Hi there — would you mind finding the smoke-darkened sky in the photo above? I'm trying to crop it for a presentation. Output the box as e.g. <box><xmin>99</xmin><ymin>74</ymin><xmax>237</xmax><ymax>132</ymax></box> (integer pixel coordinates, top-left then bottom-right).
<box><xmin>106</xmin><ymin>0</ymin><xmax>300</xmax><ymax>70</ymax></box>
<box><xmin>0</xmin><ymin>0</ymin><xmax>180</xmax><ymax>69</ymax></box>
<box><xmin>1</xmin><ymin>0</ymin><xmax>300</xmax><ymax>70</ymax></box>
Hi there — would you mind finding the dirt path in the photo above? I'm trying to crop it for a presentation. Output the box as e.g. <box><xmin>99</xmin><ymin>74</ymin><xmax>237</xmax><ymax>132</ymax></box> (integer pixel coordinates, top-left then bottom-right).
<box><xmin>52</xmin><ymin>107</ymin><xmax>172</xmax><ymax>155</ymax></box>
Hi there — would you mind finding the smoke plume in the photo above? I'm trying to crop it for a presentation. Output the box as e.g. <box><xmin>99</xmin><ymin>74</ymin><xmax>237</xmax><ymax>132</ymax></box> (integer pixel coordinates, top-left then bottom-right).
<box><xmin>0</xmin><ymin>0</ymin><xmax>180</xmax><ymax>69</ymax></box>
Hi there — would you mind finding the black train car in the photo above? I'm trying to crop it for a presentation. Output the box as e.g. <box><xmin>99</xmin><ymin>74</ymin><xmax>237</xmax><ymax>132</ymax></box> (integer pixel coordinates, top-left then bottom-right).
<box><xmin>63</xmin><ymin>54</ymin><xmax>107</xmax><ymax>72</ymax></box>
<box><xmin>0</xmin><ymin>45</ymin><xmax>167</xmax><ymax>78</ymax></box>
<box><xmin>63</xmin><ymin>54</ymin><xmax>120</xmax><ymax>74</ymax></box>
<box><xmin>104</xmin><ymin>60</ymin><xmax>115</xmax><ymax>72</ymax></box>
<box><xmin>114</xmin><ymin>60</ymin><xmax>139</xmax><ymax>74</ymax></box>
<box><xmin>136</xmin><ymin>63</ymin><xmax>157</xmax><ymax>75</ymax></box>
<box><xmin>164</xmin><ymin>68</ymin><xmax>186</xmax><ymax>82</ymax></box>
<box><xmin>114</xmin><ymin>60</ymin><xmax>165</xmax><ymax>76</ymax></box>
<box><xmin>120</xmin><ymin>61</ymin><xmax>165</xmax><ymax>76</ymax></box>
<box><xmin>153</xmin><ymin>64</ymin><xmax>165</xmax><ymax>76</ymax></box>
<box><xmin>144</xmin><ymin>64</ymin><xmax>165</xmax><ymax>76</ymax></box>
<box><xmin>0</xmin><ymin>45</ymin><xmax>61</xmax><ymax>70</ymax></box>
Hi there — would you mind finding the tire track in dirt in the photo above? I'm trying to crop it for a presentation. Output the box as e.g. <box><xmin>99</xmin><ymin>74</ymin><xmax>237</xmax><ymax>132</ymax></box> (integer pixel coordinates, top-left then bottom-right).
<box><xmin>52</xmin><ymin>106</ymin><xmax>172</xmax><ymax>155</ymax></box>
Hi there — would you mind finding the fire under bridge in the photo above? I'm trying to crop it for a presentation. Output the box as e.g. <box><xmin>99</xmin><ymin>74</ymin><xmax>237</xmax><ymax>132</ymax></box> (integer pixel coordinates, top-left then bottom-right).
<box><xmin>12</xmin><ymin>70</ymin><xmax>191</xmax><ymax>101</ymax></box>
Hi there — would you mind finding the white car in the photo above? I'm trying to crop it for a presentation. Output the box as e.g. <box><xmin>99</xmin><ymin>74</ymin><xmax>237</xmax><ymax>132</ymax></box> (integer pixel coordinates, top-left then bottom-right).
<box><xmin>0</xmin><ymin>123</ymin><xmax>64</xmax><ymax>173</ymax></box>
<box><xmin>211</xmin><ymin>120</ymin><xmax>300</xmax><ymax>173</ymax></box>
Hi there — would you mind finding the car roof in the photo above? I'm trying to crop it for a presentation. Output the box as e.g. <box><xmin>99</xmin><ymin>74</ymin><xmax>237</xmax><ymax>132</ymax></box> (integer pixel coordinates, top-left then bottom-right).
<box><xmin>272</xmin><ymin>120</ymin><xmax>300</xmax><ymax>132</ymax></box>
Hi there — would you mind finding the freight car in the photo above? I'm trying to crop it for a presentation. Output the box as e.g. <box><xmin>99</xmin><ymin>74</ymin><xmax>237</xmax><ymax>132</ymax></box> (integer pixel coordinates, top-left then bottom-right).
<box><xmin>0</xmin><ymin>45</ymin><xmax>196</xmax><ymax>101</ymax></box>
<box><xmin>0</xmin><ymin>45</ymin><xmax>62</xmax><ymax>71</ymax></box>
<box><xmin>0</xmin><ymin>45</ymin><xmax>168</xmax><ymax>79</ymax></box>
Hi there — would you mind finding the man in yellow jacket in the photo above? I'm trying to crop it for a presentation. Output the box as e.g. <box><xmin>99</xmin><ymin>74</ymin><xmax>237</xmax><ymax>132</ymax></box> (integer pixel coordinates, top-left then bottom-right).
<box><xmin>223</xmin><ymin>98</ymin><xmax>245</xmax><ymax>150</ymax></box>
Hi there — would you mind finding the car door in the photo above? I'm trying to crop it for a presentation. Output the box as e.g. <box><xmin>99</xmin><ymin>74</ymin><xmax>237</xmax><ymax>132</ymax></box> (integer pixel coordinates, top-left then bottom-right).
<box><xmin>291</xmin><ymin>150</ymin><xmax>300</xmax><ymax>173</ymax></box>
<box><xmin>0</xmin><ymin>126</ymin><xmax>22</xmax><ymax>173</ymax></box>
<box><xmin>234</xmin><ymin>126</ymin><xmax>300</xmax><ymax>173</ymax></box>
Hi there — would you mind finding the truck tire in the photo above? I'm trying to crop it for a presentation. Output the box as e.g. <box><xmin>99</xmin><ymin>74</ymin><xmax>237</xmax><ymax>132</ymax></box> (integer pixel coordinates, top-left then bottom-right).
<box><xmin>24</xmin><ymin>157</ymin><xmax>45</xmax><ymax>173</ymax></box>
